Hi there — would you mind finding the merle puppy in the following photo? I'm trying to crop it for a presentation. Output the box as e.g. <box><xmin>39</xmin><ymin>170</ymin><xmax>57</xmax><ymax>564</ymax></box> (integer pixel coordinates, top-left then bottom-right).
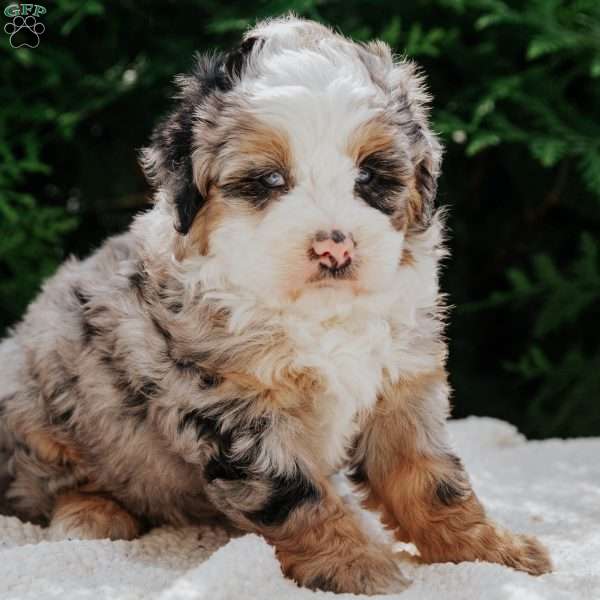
<box><xmin>0</xmin><ymin>16</ymin><xmax>551</xmax><ymax>595</ymax></box>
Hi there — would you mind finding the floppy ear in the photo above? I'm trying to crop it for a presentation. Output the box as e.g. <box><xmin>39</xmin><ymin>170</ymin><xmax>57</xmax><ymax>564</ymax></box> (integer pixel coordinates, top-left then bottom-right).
<box><xmin>398</xmin><ymin>117</ymin><xmax>442</xmax><ymax>230</ymax></box>
<box><xmin>140</xmin><ymin>38</ymin><xmax>262</xmax><ymax>235</ymax></box>
<box><xmin>359</xmin><ymin>42</ymin><xmax>443</xmax><ymax>228</ymax></box>
<box><xmin>393</xmin><ymin>61</ymin><xmax>443</xmax><ymax>229</ymax></box>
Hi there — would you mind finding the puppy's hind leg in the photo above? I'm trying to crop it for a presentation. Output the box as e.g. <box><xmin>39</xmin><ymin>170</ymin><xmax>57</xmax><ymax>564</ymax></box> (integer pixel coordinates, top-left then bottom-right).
<box><xmin>49</xmin><ymin>492</ymin><xmax>142</xmax><ymax>541</ymax></box>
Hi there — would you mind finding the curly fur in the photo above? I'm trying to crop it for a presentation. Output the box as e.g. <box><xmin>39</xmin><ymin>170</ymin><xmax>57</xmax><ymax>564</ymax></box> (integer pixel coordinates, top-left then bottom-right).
<box><xmin>0</xmin><ymin>16</ymin><xmax>550</xmax><ymax>595</ymax></box>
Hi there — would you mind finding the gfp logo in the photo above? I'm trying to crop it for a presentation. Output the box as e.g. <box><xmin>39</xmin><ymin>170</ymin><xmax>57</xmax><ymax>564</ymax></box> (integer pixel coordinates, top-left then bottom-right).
<box><xmin>4</xmin><ymin>4</ymin><xmax>47</xmax><ymax>48</ymax></box>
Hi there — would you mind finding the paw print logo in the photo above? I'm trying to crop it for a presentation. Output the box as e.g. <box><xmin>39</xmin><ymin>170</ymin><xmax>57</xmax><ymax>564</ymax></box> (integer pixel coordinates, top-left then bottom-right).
<box><xmin>4</xmin><ymin>15</ymin><xmax>45</xmax><ymax>48</ymax></box>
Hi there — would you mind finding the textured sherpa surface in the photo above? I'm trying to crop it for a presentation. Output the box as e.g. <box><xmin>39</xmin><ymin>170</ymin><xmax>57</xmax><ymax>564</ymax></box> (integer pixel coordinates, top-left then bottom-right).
<box><xmin>1</xmin><ymin>417</ymin><xmax>598</xmax><ymax>600</ymax></box>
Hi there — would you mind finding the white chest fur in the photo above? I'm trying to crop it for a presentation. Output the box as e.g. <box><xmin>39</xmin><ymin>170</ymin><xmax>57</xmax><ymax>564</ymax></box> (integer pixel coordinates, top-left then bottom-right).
<box><xmin>199</xmin><ymin>255</ymin><xmax>442</xmax><ymax>471</ymax></box>
<box><xmin>283</xmin><ymin>306</ymin><xmax>397</xmax><ymax>470</ymax></box>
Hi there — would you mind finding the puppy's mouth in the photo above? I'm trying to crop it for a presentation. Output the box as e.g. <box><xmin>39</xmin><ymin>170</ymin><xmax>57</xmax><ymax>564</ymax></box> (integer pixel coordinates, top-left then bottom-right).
<box><xmin>308</xmin><ymin>264</ymin><xmax>356</xmax><ymax>283</ymax></box>
<box><xmin>306</xmin><ymin>261</ymin><xmax>358</xmax><ymax>285</ymax></box>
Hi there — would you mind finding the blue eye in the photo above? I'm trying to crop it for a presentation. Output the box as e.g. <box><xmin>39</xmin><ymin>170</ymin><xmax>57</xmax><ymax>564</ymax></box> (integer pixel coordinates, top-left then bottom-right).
<box><xmin>260</xmin><ymin>171</ymin><xmax>286</xmax><ymax>188</ymax></box>
<box><xmin>356</xmin><ymin>167</ymin><xmax>373</xmax><ymax>184</ymax></box>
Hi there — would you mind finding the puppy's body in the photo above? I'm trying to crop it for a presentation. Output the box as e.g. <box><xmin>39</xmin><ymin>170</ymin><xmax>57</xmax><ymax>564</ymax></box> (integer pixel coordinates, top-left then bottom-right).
<box><xmin>0</xmin><ymin>17</ymin><xmax>550</xmax><ymax>594</ymax></box>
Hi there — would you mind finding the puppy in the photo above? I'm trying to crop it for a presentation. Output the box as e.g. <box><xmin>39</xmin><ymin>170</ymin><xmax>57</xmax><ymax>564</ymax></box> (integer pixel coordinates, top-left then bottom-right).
<box><xmin>0</xmin><ymin>16</ymin><xmax>551</xmax><ymax>595</ymax></box>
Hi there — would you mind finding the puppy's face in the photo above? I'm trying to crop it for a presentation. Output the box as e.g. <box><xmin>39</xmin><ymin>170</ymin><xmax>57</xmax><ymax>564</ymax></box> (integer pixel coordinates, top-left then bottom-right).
<box><xmin>142</xmin><ymin>18</ymin><xmax>441</xmax><ymax>304</ymax></box>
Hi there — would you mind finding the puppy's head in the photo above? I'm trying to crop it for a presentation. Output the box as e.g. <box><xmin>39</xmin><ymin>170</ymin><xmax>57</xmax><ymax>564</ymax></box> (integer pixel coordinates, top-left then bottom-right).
<box><xmin>141</xmin><ymin>16</ymin><xmax>442</xmax><ymax>303</ymax></box>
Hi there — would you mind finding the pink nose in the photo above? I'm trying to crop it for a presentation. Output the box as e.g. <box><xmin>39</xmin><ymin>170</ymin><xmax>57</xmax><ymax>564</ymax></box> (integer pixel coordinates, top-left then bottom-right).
<box><xmin>311</xmin><ymin>230</ymin><xmax>355</xmax><ymax>270</ymax></box>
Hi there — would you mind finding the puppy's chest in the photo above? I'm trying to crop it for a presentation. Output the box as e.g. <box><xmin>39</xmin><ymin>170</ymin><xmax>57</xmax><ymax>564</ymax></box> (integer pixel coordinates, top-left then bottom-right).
<box><xmin>285</xmin><ymin>316</ymin><xmax>396</xmax><ymax>469</ymax></box>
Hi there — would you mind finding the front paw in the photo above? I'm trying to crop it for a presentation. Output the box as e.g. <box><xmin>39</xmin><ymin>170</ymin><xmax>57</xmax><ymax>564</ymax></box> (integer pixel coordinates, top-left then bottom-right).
<box><xmin>300</xmin><ymin>545</ymin><xmax>410</xmax><ymax>595</ymax></box>
<box><xmin>501</xmin><ymin>533</ymin><xmax>552</xmax><ymax>576</ymax></box>
<box><xmin>453</xmin><ymin>528</ymin><xmax>553</xmax><ymax>576</ymax></box>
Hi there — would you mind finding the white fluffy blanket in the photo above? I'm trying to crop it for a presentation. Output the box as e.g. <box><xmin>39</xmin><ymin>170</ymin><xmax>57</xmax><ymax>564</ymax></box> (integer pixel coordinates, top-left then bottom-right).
<box><xmin>1</xmin><ymin>417</ymin><xmax>598</xmax><ymax>599</ymax></box>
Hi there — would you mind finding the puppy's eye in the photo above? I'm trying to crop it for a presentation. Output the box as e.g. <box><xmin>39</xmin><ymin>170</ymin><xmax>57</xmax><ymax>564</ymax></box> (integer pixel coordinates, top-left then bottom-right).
<box><xmin>259</xmin><ymin>171</ymin><xmax>286</xmax><ymax>188</ymax></box>
<box><xmin>356</xmin><ymin>167</ymin><xmax>373</xmax><ymax>185</ymax></box>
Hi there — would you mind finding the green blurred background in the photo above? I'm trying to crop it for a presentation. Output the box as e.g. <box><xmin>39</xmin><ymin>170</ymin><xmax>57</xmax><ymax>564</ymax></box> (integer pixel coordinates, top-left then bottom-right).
<box><xmin>1</xmin><ymin>0</ymin><xmax>599</xmax><ymax>438</ymax></box>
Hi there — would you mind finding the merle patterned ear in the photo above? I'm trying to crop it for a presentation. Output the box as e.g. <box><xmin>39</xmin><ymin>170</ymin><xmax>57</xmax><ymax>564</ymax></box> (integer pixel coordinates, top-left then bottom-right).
<box><xmin>413</xmin><ymin>140</ymin><xmax>442</xmax><ymax>227</ymax></box>
<box><xmin>141</xmin><ymin>38</ymin><xmax>262</xmax><ymax>235</ymax></box>
<box><xmin>394</xmin><ymin>70</ymin><xmax>443</xmax><ymax>228</ymax></box>
<box><xmin>357</xmin><ymin>43</ymin><xmax>443</xmax><ymax>227</ymax></box>
<box><xmin>142</xmin><ymin>101</ymin><xmax>206</xmax><ymax>234</ymax></box>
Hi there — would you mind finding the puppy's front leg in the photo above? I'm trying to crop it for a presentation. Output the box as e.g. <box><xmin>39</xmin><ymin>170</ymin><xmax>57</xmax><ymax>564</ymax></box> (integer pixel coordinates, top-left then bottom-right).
<box><xmin>179</xmin><ymin>401</ymin><xmax>409</xmax><ymax>595</ymax></box>
<box><xmin>207</xmin><ymin>470</ymin><xmax>408</xmax><ymax>594</ymax></box>
<box><xmin>350</xmin><ymin>371</ymin><xmax>552</xmax><ymax>575</ymax></box>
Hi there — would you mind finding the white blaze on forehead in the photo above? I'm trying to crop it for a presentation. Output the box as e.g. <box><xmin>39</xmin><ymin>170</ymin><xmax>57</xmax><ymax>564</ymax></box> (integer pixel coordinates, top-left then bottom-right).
<box><xmin>242</xmin><ymin>47</ymin><xmax>387</xmax><ymax>174</ymax></box>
